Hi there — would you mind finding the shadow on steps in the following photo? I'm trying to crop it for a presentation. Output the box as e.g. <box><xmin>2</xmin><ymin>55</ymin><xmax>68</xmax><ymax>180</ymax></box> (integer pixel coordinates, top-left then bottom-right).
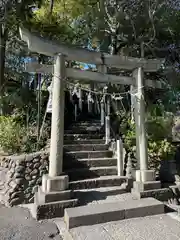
<box><xmin>72</xmin><ymin>187</ymin><xmax>128</xmax><ymax>206</ymax></box>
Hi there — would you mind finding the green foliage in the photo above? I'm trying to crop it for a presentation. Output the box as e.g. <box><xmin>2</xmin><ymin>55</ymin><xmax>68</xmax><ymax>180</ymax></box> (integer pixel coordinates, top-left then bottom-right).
<box><xmin>122</xmin><ymin>118</ymin><xmax>136</xmax><ymax>149</ymax></box>
<box><xmin>30</xmin><ymin>0</ymin><xmax>97</xmax><ymax>44</ymax></box>
<box><xmin>148</xmin><ymin>139</ymin><xmax>175</xmax><ymax>170</ymax></box>
<box><xmin>0</xmin><ymin>116</ymin><xmax>24</xmax><ymax>154</ymax></box>
<box><xmin>147</xmin><ymin>116</ymin><xmax>173</xmax><ymax>141</ymax></box>
<box><xmin>119</xmin><ymin>107</ymin><xmax>176</xmax><ymax>171</ymax></box>
<box><xmin>0</xmin><ymin>116</ymin><xmax>49</xmax><ymax>155</ymax></box>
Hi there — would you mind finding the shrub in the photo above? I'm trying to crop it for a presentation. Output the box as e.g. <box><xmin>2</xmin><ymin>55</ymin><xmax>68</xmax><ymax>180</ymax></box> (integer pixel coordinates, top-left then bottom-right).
<box><xmin>119</xmin><ymin>111</ymin><xmax>176</xmax><ymax>172</ymax></box>
<box><xmin>148</xmin><ymin>139</ymin><xmax>175</xmax><ymax>171</ymax></box>
<box><xmin>0</xmin><ymin>116</ymin><xmax>49</xmax><ymax>155</ymax></box>
<box><xmin>0</xmin><ymin>116</ymin><xmax>25</xmax><ymax>154</ymax></box>
<box><xmin>146</xmin><ymin>116</ymin><xmax>173</xmax><ymax>141</ymax></box>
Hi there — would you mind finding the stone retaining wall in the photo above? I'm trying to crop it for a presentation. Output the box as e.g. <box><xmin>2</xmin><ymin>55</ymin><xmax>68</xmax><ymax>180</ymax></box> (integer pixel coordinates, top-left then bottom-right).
<box><xmin>0</xmin><ymin>151</ymin><xmax>49</xmax><ymax>206</ymax></box>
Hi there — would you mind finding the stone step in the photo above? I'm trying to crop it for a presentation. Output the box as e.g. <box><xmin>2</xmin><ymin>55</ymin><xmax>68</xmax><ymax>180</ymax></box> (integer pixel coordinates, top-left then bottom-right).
<box><xmin>73</xmin><ymin>185</ymin><xmax>128</xmax><ymax>196</ymax></box>
<box><xmin>65</xmin><ymin>150</ymin><xmax>113</xmax><ymax>159</ymax></box>
<box><xmin>64</xmin><ymin>139</ymin><xmax>105</xmax><ymax>145</ymax></box>
<box><xmin>64</xmin><ymin>144</ymin><xmax>109</xmax><ymax>152</ymax></box>
<box><xmin>72</xmin><ymin>120</ymin><xmax>101</xmax><ymax>123</ymax></box>
<box><xmin>69</xmin><ymin>176</ymin><xmax>130</xmax><ymax>190</ymax></box>
<box><xmin>78</xmin><ymin>157</ymin><xmax>117</xmax><ymax>167</ymax></box>
<box><xmin>131</xmin><ymin>188</ymin><xmax>174</xmax><ymax>201</ymax></box>
<box><xmin>32</xmin><ymin>198</ymin><xmax>78</xmax><ymax>220</ymax></box>
<box><xmin>66</xmin><ymin>166</ymin><xmax>117</xmax><ymax>181</ymax></box>
<box><xmin>73</xmin><ymin>186</ymin><xmax>129</xmax><ymax>206</ymax></box>
<box><xmin>69</xmin><ymin>125</ymin><xmax>101</xmax><ymax>131</ymax></box>
<box><xmin>63</xmin><ymin>157</ymin><xmax>117</xmax><ymax>170</ymax></box>
<box><xmin>68</xmin><ymin>125</ymin><xmax>102</xmax><ymax>131</ymax></box>
<box><xmin>76</xmin><ymin>157</ymin><xmax>117</xmax><ymax>168</ymax></box>
<box><xmin>64</xmin><ymin>134</ymin><xmax>104</xmax><ymax>140</ymax></box>
<box><xmin>36</xmin><ymin>187</ymin><xmax>73</xmax><ymax>203</ymax></box>
<box><xmin>64</xmin><ymin>197</ymin><xmax>164</xmax><ymax>230</ymax></box>
<box><xmin>65</xmin><ymin>128</ymin><xmax>102</xmax><ymax>134</ymax></box>
<box><xmin>71</xmin><ymin>120</ymin><xmax>101</xmax><ymax>125</ymax></box>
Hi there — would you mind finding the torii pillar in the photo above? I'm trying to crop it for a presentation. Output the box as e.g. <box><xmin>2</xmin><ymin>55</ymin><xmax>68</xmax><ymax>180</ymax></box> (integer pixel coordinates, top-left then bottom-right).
<box><xmin>131</xmin><ymin>67</ymin><xmax>161</xmax><ymax>198</ymax></box>
<box><xmin>133</xmin><ymin>67</ymin><xmax>156</xmax><ymax>183</ymax></box>
<box><xmin>42</xmin><ymin>54</ymin><xmax>69</xmax><ymax>193</ymax></box>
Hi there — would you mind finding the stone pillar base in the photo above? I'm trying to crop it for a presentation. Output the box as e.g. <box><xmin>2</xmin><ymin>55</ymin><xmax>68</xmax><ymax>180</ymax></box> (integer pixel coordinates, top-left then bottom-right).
<box><xmin>133</xmin><ymin>181</ymin><xmax>161</xmax><ymax>192</ymax></box>
<box><xmin>42</xmin><ymin>174</ymin><xmax>69</xmax><ymax>193</ymax></box>
<box><xmin>131</xmin><ymin>170</ymin><xmax>167</xmax><ymax>201</ymax></box>
<box><xmin>31</xmin><ymin>174</ymin><xmax>78</xmax><ymax>220</ymax></box>
<box><xmin>131</xmin><ymin>179</ymin><xmax>164</xmax><ymax>201</ymax></box>
<box><xmin>136</xmin><ymin>170</ymin><xmax>155</xmax><ymax>182</ymax></box>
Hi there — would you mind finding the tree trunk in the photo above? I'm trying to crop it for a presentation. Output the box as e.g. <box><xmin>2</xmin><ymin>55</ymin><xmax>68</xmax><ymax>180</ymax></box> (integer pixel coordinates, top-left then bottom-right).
<box><xmin>0</xmin><ymin>24</ymin><xmax>8</xmax><ymax>115</ymax></box>
<box><xmin>50</xmin><ymin>0</ymin><xmax>54</xmax><ymax>13</ymax></box>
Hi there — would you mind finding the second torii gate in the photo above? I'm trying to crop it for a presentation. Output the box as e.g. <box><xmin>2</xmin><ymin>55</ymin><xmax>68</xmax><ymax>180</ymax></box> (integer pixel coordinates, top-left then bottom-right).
<box><xmin>19</xmin><ymin>27</ymin><xmax>164</xmax><ymax>199</ymax></box>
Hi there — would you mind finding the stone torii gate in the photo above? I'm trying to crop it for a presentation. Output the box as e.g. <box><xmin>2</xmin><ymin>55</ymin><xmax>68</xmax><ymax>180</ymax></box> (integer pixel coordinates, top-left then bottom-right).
<box><xmin>19</xmin><ymin>28</ymin><xmax>164</xmax><ymax>205</ymax></box>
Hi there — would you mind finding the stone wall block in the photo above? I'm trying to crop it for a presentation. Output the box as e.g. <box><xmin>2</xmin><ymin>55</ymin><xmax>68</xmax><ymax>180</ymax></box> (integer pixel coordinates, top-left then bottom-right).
<box><xmin>14</xmin><ymin>172</ymin><xmax>24</xmax><ymax>178</ymax></box>
<box><xmin>9</xmin><ymin>180</ymin><xmax>17</xmax><ymax>189</ymax></box>
<box><xmin>26</xmin><ymin>154</ymin><xmax>34</xmax><ymax>162</ymax></box>
<box><xmin>29</xmin><ymin>180</ymin><xmax>36</xmax><ymax>187</ymax></box>
<box><xmin>11</xmin><ymin>162</ymin><xmax>16</xmax><ymax>168</ymax></box>
<box><xmin>36</xmin><ymin>178</ymin><xmax>42</xmax><ymax>185</ymax></box>
<box><xmin>24</xmin><ymin>187</ymin><xmax>32</xmax><ymax>194</ymax></box>
<box><xmin>25</xmin><ymin>174</ymin><xmax>31</xmax><ymax>181</ymax></box>
<box><xmin>34</xmin><ymin>162</ymin><xmax>41</xmax><ymax>169</ymax></box>
<box><xmin>13</xmin><ymin>155</ymin><xmax>25</xmax><ymax>166</ymax></box>
<box><xmin>7</xmin><ymin>171</ymin><xmax>14</xmax><ymax>179</ymax></box>
<box><xmin>0</xmin><ymin>151</ymin><xmax>50</xmax><ymax>205</ymax></box>
<box><xmin>9</xmin><ymin>197</ymin><xmax>23</xmax><ymax>206</ymax></box>
<box><xmin>9</xmin><ymin>160</ymin><xmax>13</xmax><ymax>168</ymax></box>
<box><xmin>15</xmin><ymin>166</ymin><xmax>25</xmax><ymax>173</ymax></box>
<box><xmin>10</xmin><ymin>191</ymin><xmax>24</xmax><ymax>200</ymax></box>
<box><xmin>15</xmin><ymin>178</ymin><xmax>25</xmax><ymax>185</ymax></box>
<box><xmin>33</xmin><ymin>158</ymin><xmax>40</xmax><ymax>163</ymax></box>
<box><xmin>39</xmin><ymin>165</ymin><xmax>46</xmax><ymax>171</ymax></box>
<box><xmin>30</xmin><ymin>169</ymin><xmax>39</xmax><ymax>176</ymax></box>
<box><xmin>26</xmin><ymin>162</ymin><xmax>34</xmax><ymax>168</ymax></box>
<box><xmin>25</xmin><ymin>168</ymin><xmax>32</xmax><ymax>174</ymax></box>
<box><xmin>4</xmin><ymin>162</ymin><xmax>9</xmax><ymax>168</ymax></box>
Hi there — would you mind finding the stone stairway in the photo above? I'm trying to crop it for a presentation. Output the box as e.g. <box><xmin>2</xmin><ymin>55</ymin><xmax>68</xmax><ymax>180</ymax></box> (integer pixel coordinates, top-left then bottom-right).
<box><xmin>32</xmin><ymin>119</ymin><xmax>176</xmax><ymax>221</ymax></box>
<box><xmin>61</xmin><ymin>120</ymin><xmax>169</xmax><ymax>239</ymax></box>
<box><xmin>63</xmin><ymin>119</ymin><xmax>131</xmax><ymax>205</ymax></box>
<box><xmin>33</xmin><ymin>118</ymin><xmax>175</xmax><ymax>223</ymax></box>
<box><xmin>31</xmin><ymin>119</ymin><xmax>132</xmax><ymax>220</ymax></box>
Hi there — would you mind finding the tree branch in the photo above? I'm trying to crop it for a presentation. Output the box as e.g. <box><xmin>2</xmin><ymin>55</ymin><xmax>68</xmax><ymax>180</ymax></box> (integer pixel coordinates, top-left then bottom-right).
<box><xmin>146</xmin><ymin>0</ymin><xmax>156</xmax><ymax>45</ymax></box>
